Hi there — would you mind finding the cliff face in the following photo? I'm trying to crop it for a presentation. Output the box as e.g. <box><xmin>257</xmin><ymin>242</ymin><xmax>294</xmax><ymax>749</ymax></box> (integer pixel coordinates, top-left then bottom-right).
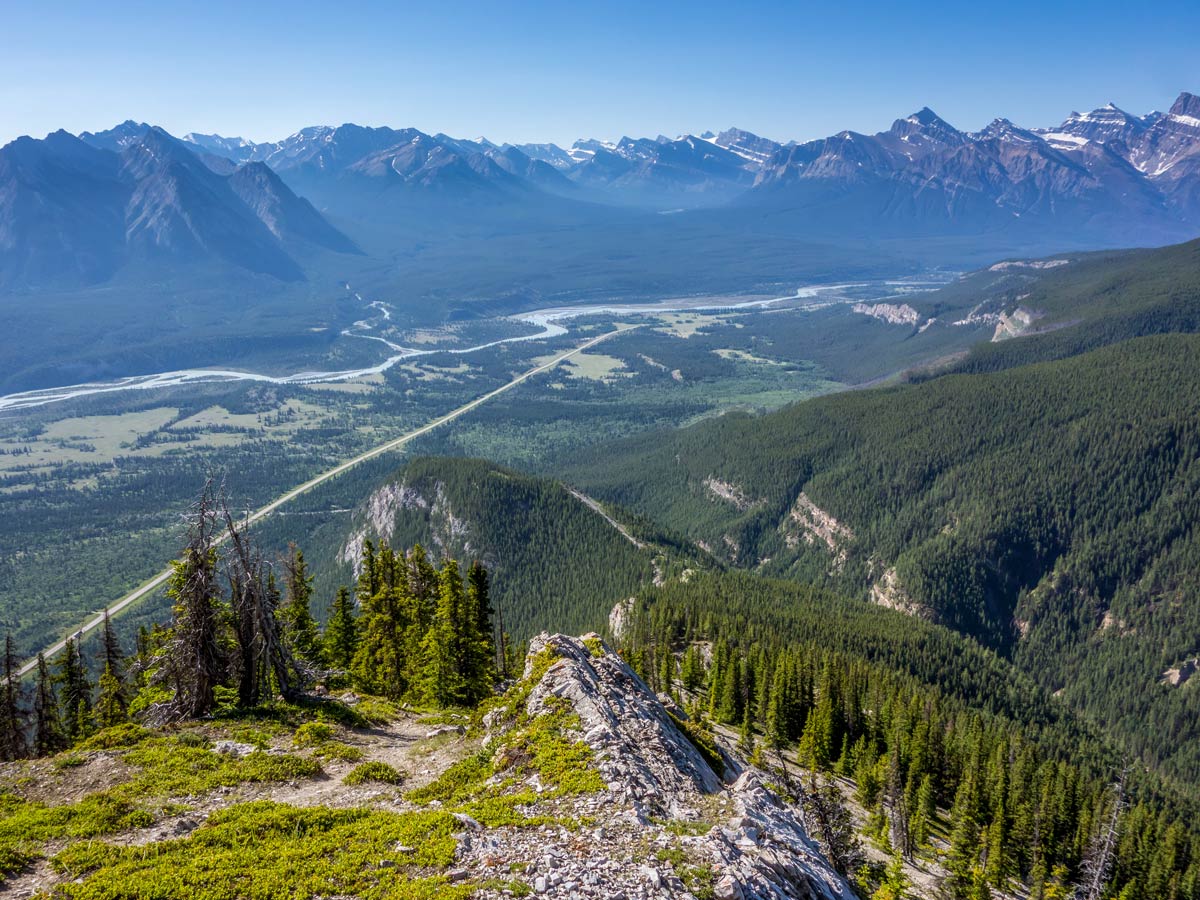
<box><xmin>476</xmin><ymin>633</ymin><xmax>854</xmax><ymax>900</ymax></box>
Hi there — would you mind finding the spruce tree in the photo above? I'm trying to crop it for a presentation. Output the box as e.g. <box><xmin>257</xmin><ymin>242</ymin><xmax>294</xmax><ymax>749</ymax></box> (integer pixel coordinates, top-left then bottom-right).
<box><xmin>55</xmin><ymin>637</ymin><xmax>92</xmax><ymax>742</ymax></box>
<box><xmin>94</xmin><ymin>665</ymin><xmax>127</xmax><ymax>730</ymax></box>
<box><xmin>157</xmin><ymin>485</ymin><xmax>225</xmax><ymax>721</ymax></box>
<box><xmin>98</xmin><ymin>610</ymin><xmax>129</xmax><ymax>713</ymax></box>
<box><xmin>417</xmin><ymin>559</ymin><xmax>464</xmax><ymax>708</ymax></box>
<box><xmin>801</xmin><ymin>771</ymin><xmax>864</xmax><ymax>877</ymax></box>
<box><xmin>281</xmin><ymin>547</ymin><xmax>325</xmax><ymax>669</ymax></box>
<box><xmin>351</xmin><ymin>548</ymin><xmax>408</xmax><ymax>700</ymax></box>
<box><xmin>324</xmin><ymin>586</ymin><xmax>359</xmax><ymax>672</ymax></box>
<box><xmin>460</xmin><ymin>561</ymin><xmax>496</xmax><ymax>703</ymax></box>
<box><xmin>0</xmin><ymin>635</ymin><xmax>27</xmax><ymax>761</ymax></box>
<box><xmin>33</xmin><ymin>652</ymin><xmax>65</xmax><ymax>756</ymax></box>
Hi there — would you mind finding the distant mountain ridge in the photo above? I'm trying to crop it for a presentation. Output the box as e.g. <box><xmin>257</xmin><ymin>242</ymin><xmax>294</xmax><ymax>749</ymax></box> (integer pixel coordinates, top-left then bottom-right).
<box><xmin>0</xmin><ymin>125</ymin><xmax>357</xmax><ymax>288</ymax></box>
<box><xmin>161</xmin><ymin>91</ymin><xmax>1200</xmax><ymax>226</ymax></box>
<box><xmin>3</xmin><ymin>91</ymin><xmax>1200</xmax><ymax>289</ymax></box>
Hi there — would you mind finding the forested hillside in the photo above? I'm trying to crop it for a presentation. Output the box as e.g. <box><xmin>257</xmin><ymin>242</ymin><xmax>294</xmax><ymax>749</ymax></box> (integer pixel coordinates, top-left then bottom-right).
<box><xmin>619</xmin><ymin>571</ymin><xmax>1200</xmax><ymax>900</ymax></box>
<box><xmin>294</xmin><ymin>456</ymin><xmax>663</xmax><ymax>641</ymax></box>
<box><xmin>562</xmin><ymin>333</ymin><xmax>1200</xmax><ymax>787</ymax></box>
<box><xmin>914</xmin><ymin>236</ymin><xmax>1200</xmax><ymax>373</ymax></box>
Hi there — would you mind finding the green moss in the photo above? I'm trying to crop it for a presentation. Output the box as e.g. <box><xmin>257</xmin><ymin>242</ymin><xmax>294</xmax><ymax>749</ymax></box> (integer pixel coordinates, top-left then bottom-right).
<box><xmin>0</xmin><ymin>791</ymin><xmax>154</xmax><ymax>880</ymax></box>
<box><xmin>343</xmin><ymin>761</ymin><xmax>405</xmax><ymax>786</ymax></box>
<box><xmin>47</xmin><ymin>802</ymin><xmax>475</xmax><ymax>900</ymax></box>
<box><xmin>223</xmin><ymin>727</ymin><xmax>272</xmax><ymax>751</ymax></box>
<box><xmin>210</xmin><ymin>695</ymin><xmax>371</xmax><ymax>731</ymax></box>
<box><xmin>583</xmin><ymin>636</ymin><xmax>605</xmax><ymax>658</ymax></box>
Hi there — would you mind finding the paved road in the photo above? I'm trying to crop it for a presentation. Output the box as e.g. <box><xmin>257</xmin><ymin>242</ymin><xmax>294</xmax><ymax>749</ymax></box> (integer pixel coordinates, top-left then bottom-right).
<box><xmin>16</xmin><ymin>326</ymin><xmax>631</xmax><ymax>677</ymax></box>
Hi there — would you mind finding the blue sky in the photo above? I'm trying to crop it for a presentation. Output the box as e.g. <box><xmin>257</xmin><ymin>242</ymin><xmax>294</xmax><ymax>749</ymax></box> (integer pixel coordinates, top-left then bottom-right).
<box><xmin>2</xmin><ymin>0</ymin><xmax>1198</xmax><ymax>148</ymax></box>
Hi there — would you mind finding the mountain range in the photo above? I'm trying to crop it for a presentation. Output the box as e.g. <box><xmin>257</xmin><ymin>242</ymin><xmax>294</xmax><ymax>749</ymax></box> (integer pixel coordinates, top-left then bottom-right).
<box><xmin>0</xmin><ymin>125</ymin><xmax>358</xmax><ymax>288</ymax></box>
<box><xmin>2</xmin><ymin>92</ymin><xmax>1199</xmax><ymax>290</ymax></box>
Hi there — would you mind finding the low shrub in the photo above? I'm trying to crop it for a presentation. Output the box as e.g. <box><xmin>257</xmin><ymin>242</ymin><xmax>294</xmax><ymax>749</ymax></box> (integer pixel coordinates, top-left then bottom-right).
<box><xmin>343</xmin><ymin>761</ymin><xmax>405</xmax><ymax>786</ymax></box>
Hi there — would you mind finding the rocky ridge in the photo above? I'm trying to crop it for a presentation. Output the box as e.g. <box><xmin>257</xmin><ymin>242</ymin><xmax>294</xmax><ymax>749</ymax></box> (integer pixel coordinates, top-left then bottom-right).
<box><xmin>471</xmin><ymin>633</ymin><xmax>855</xmax><ymax>900</ymax></box>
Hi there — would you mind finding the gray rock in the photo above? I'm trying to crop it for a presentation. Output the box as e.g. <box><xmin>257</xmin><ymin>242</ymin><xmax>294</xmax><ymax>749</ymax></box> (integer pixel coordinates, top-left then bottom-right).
<box><xmin>212</xmin><ymin>741</ymin><xmax>256</xmax><ymax>758</ymax></box>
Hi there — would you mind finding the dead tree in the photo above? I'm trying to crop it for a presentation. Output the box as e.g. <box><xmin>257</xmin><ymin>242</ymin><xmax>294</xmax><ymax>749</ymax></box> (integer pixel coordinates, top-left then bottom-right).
<box><xmin>222</xmin><ymin>505</ymin><xmax>302</xmax><ymax>706</ymax></box>
<box><xmin>152</xmin><ymin>480</ymin><xmax>226</xmax><ymax>722</ymax></box>
<box><xmin>1075</xmin><ymin>766</ymin><xmax>1129</xmax><ymax>900</ymax></box>
<box><xmin>801</xmin><ymin>770</ymin><xmax>864</xmax><ymax>878</ymax></box>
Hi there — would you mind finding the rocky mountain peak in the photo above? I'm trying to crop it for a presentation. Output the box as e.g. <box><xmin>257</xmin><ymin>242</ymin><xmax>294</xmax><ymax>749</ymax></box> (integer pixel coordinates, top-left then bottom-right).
<box><xmin>1169</xmin><ymin>91</ymin><xmax>1200</xmax><ymax>121</ymax></box>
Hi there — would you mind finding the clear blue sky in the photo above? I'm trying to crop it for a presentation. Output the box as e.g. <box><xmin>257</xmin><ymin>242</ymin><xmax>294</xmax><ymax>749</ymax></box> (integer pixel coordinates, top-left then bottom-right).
<box><xmin>2</xmin><ymin>0</ymin><xmax>1198</xmax><ymax>148</ymax></box>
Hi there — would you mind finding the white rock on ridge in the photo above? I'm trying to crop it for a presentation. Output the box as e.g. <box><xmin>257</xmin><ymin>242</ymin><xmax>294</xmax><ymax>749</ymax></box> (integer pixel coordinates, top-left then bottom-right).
<box><xmin>496</xmin><ymin>633</ymin><xmax>856</xmax><ymax>900</ymax></box>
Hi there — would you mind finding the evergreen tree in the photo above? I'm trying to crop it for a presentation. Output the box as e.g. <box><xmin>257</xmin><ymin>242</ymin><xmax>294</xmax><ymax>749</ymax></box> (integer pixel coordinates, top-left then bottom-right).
<box><xmin>680</xmin><ymin>644</ymin><xmax>705</xmax><ymax>692</ymax></box>
<box><xmin>872</xmin><ymin>854</ymin><xmax>910</xmax><ymax>900</ymax></box>
<box><xmin>55</xmin><ymin>637</ymin><xmax>92</xmax><ymax>742</ymax></box>
<box><xmin>738</xmin><ymin>704</ymin><xmax>755</xmax><ymax>755</ymax></box>
<box><xmin>351</xmin><ymin>554</ymin><xmax>408</xmax><ymax>699</ymax></box>
<box><xmin>32</xmin><ymin>652</ymin><xmax>65</xmax><ymax>756</ymax></box>
<box><xmin>0</xmin><ymin>635</ymin><xmax>27</xmax><ymax>760</ymax></box>
<box><xmin>324</xmin><ymin>586</ymin><xmax>359</xmax><ymax>672</ymax></box>
<box><xmin>417</xmin><ymin>559</ymin><xmax>464</xmax><ymax>707</ymax></box>
<box><xmin>94</xmin><ymin>665</ymin><xmax>127</xmax><ymax>730</ymax></box>
<box><xmin>802</xmin><ymin>771</ymin><xmax>864</xmax><ymax>877</ymax></box>
<box><xmin>461</xmin><ymin>561</ymin><xmax>496</xmax><ymax>704</ymax></box>
<box><xmin>99</xmin><ymin>609</ymin><xmax>127</xmax><ymax>705</ymax></box>
<box><xmin>281</xmin><ymin>547</ymin><xmax>325</xmax><ymax>669</ymax></box>
<box><xmin>96</xmin><ymin>610</ymin><xmax>129</xmax><ymax>718</ymax></box>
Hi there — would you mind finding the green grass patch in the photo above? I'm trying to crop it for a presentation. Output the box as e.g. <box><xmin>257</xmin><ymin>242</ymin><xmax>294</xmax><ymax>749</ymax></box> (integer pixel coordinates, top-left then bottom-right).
<box><xmin>48</xmin><ymin>801</ymin><xmax>474</xmax><ymax>900</ymax></box>
<box><xmin>118</xmin><ymin>737</ymin><xmax>322</xmax><ymax>800</ymax></box>
<box><xmin>0</xmin><ymin>791</ymin><xmax>154</xmax><ymax>879</ymax></box>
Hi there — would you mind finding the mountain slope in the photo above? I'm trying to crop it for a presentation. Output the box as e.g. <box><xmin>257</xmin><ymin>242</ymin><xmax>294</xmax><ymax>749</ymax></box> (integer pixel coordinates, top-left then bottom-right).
<box><xmin>0</xmin><ymin>127</ymin><xmax>356</xmax><ymax>288</ymax></box>
<box><xmin>325</xmin><ymin>457</ymin><xmax>661</xmax><ymax>640</ymax></box>
<box><xmin>559</xmin><ymin>319</ymin><xmax>1200</xmax><ymax>784</ymax></box>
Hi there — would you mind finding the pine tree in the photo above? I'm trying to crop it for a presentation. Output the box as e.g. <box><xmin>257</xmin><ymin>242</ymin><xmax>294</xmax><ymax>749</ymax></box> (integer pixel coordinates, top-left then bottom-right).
<box><xmin>0</xmin><ymin>635</ymin><xmax>27</xmax><ymax>760</ymax></box>
<box><xmin>281</xmin><ymin>547</ymin><xmax>325</xmax><ymax>670</ymax></box>
<box><xmin>32</xmin><ymin>652</ymin><xmax>65</xmax><ymax>756</ymax></box>
<box><xmin>680</xmin><ymin>644</ymin><xmax>705</xmax><ymax>692</ymax></box>
<box><xmin>324</xmin><ymin>586</ymin><xmax>359</xmax><ymax>672</ymax></box>
<box><xmin>467</xmin><ymin>561</ymin><xmax>492</xmax><ymax>651</ymax></box>
<box><xmin>910</xmin><ymin>774</ymin><xmax>936</xmax><ymax>849</ymax></box>
<box><xmin>872</xmin><ymin>854</ymin><xmax>910</xmax><ymax>900</ymax></box>
<box><xmin>739</xmin><ymin>704</ymin><xmax>755</xmax><ymax>755</ymax></box>
<box><xmin>765</xmin><ymin>658</ymin><xmax>789</xmax><ymax>749</ymax></box>
<box><xmin>351</xmin><ymin>550</ymin><xmax>408</xmax><ymax>699</ymax></box>
<box><xmin>1075</xmin><ymin>769</ymin><xmax>1127</xmax><ymax>900</ymax></box>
